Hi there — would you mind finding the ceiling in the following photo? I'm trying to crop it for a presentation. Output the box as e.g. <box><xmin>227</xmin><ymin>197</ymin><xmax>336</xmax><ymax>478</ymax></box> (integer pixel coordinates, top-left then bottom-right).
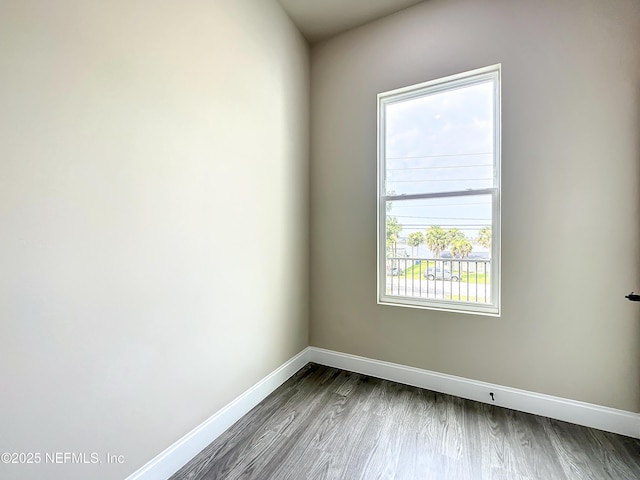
<box><xmin>278</xmin><ymin>0</ymin><xmax>426</xmax><ymax>43</ymax></box>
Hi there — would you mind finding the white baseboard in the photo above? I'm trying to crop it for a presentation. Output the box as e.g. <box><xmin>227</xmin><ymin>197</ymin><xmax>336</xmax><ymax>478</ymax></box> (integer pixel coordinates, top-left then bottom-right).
<box><xmin>125</xmin><ymin>348</ymin><xmax>311</xmax><ymax>480</ymax></box>
<box><xmin>307</xmin><ymin>347</ymin><xmax>640</xmax><ymax>439</ymax></box>
<box><xmin>127</xmin><ymin>346</ymin><xmax>639</xmax><ymax>480</ymax></box>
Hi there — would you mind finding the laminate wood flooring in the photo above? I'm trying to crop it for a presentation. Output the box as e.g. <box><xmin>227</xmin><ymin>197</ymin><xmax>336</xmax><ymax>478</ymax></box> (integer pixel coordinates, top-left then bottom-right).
<box><xmin>169</xmin><ymin>364</ymin><xmax>640</xmax><ymax>480</ymax></box>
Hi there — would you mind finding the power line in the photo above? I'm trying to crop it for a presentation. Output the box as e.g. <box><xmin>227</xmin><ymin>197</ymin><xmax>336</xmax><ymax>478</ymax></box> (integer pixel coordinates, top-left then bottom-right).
<box><xmin>387</xmin><ymin>164</ymin><xmax>492</xmax><ymax>171</ymax></box>
<box><xmin>394</xmin><ymin>215</ymin><xmax>491</xmax><ymax>220</ymax></box>
<box><xmin>399</xmin><ymin>224</ymin><xmax>491</xmax><ymax>228</ymax></box>
<box><xmin>390</xmin><ymin>202</ymin><xmax>492</xmax><ymax>207</ymax></box>
<box><xmin>387</xmin><ymin>152</ymin><xmax>491</xmax><ymax>160</ymax></box>
<box><xmin>388</xmin><ymin>178</ymin><xmax>493</xmax><ymax>183</ymax></box>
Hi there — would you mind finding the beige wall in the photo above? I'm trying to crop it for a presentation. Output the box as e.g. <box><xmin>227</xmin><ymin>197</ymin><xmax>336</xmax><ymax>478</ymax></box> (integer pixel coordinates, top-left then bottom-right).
<box><xmin>0</xmin><ymin>1</ymin><xmax>309</xmax><ymax>479</ymax></box>
<box><xmin>310</xmin><ymin>0</ymin><xmax>640</xmax><ymax>412</ymax></box>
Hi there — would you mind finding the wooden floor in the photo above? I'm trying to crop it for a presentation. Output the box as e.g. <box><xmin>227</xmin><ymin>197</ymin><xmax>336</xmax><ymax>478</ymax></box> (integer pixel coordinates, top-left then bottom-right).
<box><xmin>170</xmin><ymin>363</ymin><xmax>640</xmax><ymax>480</ymax></box>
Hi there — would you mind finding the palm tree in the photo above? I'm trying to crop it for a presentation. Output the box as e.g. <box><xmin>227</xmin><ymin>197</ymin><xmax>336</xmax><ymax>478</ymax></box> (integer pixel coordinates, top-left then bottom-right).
<box><xmin>407</xmin><ymin>232</ymin><xmax>425</xmax><ymax>258</ymax></box>
<box><xmin>477</xmin><ymin>226</ymin><xmax>492</xmax><ymax>250</ymax></box>
<box><xmin>425</xmin><ymin>226</ymin><xmax>449</xmax><ymax>259</ymax></box>
<box><xmin>386</xmin><ymin>216</ymin><xmax>402</xmax><ymax>258</ymax></box>
<box><xmin>447</xmin><ymin>228</ymin><xmax>465</xmax><ymax>245</ymax></box>
<box><xmin>451</xmin><ymin>238</ymin><xmax>473</xmax><ymax>258</ymax></box>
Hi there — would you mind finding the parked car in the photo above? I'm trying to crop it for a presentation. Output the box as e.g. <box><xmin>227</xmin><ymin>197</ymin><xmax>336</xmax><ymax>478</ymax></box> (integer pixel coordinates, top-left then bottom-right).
<box><xmin>424</xmin><ymin>266</ymin><xmax>459</xmax><ymax>281</ymax></box>
<box><xmin>389</xmin><ymin>267</ymin><xmax>403</xmax><ymax>276</ymax></box>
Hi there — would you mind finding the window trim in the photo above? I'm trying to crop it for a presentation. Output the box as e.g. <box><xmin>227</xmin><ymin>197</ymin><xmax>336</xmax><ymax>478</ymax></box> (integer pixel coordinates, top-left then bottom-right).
<box><xmin>377</xmin><ymin>64</ymin><xmax>501</xmax><ymax>316</ymax></box>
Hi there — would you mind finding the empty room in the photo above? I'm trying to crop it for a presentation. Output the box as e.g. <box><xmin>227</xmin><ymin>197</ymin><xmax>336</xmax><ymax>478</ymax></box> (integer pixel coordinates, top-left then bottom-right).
<box><xmin>1</xmin><ymin>0</ymin><xmax>639</xmax><ymax>479</ymax></box>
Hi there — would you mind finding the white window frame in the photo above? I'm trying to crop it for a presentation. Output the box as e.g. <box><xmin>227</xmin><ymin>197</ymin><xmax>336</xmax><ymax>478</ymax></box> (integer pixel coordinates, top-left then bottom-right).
<box><xmin>377</xmin><ymin>64</ymin><xmax>501</xmax><ymax>316</ymax></box>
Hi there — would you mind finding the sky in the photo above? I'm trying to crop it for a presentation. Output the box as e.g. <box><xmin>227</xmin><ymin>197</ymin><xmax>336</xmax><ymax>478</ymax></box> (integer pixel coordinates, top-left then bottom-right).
<box><xmin>384</xmin><ymin>79</ymin><xmax>495</xmax><ymax>256</ymax></box>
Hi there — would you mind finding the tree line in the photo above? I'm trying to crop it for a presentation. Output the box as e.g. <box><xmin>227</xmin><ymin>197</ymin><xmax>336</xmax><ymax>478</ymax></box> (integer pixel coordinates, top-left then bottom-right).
<box><xmin>387</xmin><ymin>219</ymin><xmax>491</xmax><ymax>259</ymax></box>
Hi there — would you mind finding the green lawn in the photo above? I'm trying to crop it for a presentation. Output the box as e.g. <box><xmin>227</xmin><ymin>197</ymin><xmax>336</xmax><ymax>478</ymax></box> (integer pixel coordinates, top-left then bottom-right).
<box><xmin>398</xmin><ymin>260</ymin><xmax>433</xmax><ymax>280</ymax></box>
<box><xmin>446</xmin><ymin>294</ymin><xmax>490</xmax><ymax>302</ymax></box>
<box><xmin>461</xmin><ymin>272</ymin><xmax>490</xmax><ymax>284</ymax></box>
<box><xmin>392</xmin><ymin>260</ymin><xmax>491</xmax><ymax>285</ymax></box>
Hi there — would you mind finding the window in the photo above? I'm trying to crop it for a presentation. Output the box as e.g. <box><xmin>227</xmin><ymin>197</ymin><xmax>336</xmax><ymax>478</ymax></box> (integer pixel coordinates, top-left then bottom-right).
<box><xmin>377</xmin><ymin>65</ymin><xmax>501</xmax><ymax>315</ymax></box>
